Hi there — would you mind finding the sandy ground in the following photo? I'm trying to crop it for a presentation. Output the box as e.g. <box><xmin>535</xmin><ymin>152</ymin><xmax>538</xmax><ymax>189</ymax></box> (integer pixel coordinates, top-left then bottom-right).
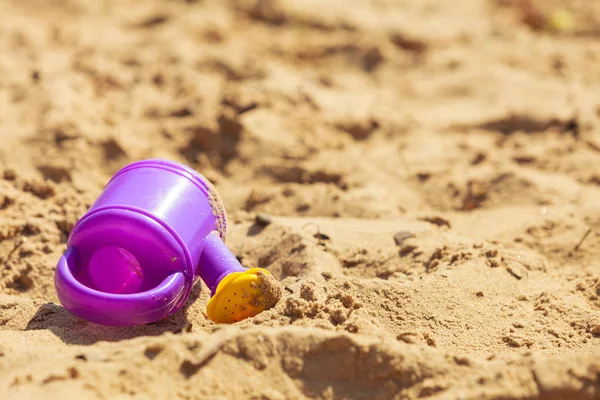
<box><xmin>1</xmin><ymin>0</ymin><xmax>600</xmax><ymax>399</ymax></box>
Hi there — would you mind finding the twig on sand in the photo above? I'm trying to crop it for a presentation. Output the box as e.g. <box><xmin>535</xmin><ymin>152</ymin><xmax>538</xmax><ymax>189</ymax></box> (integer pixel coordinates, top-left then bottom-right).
<box><xmin>573</xmin><ymin>228</ymin><xmax>592</xmax><ymax>251</ymax></box>
<box><xmin>301</xmin><ymin>222</ymin><xmax>330</xmax><ymax>244</ymax></box>
<box><xmin>180</xmin><ymin>331</ymin><xmax>236</xmax><ymax>379</ymax></box>
<box><xmin>180</xmin><ymin>341</ymin><xmax>226</xmax><ymax>379</ymax></box>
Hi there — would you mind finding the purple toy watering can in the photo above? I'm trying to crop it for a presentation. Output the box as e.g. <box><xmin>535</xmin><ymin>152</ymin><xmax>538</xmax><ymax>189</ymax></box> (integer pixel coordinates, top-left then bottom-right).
<box><xmin>54</xmin><ymin>159</ymin><xmax>280</xmax><ymax>326</ymax></box>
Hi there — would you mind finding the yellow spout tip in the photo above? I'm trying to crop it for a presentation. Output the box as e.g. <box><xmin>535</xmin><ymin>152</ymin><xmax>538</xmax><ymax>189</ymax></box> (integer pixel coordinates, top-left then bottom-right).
<box><xmin>206</xmin><ymin>268</ymin><xmax>282</xmax><ymax>323</ymax></box>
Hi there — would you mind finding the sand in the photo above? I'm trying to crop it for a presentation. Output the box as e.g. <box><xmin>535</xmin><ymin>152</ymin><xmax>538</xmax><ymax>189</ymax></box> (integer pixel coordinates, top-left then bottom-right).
<box><xmin>1</xmin><ymin>0</ymin><xmax>600</xmax><ymax>398</ymax></box>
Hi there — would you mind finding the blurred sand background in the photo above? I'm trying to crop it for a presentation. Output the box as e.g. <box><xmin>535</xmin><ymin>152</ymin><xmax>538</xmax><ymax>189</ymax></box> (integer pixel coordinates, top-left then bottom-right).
<box><xmin>1</xmin><ymin>0</ymin><xmax>600</xmax><ymax>398</ymax></box>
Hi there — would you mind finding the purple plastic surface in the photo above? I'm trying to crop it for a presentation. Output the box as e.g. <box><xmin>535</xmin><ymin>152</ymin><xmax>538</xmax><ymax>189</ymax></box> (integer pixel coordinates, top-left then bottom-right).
<box><xmin>200</xmin><ymin>232</ymin><xmax>246</xmax><ymax>295</ymax></box>
<box><xmin>54</xmin><ymin>159</ymin><xmax>247</xmax><ymax>326</ymax></box>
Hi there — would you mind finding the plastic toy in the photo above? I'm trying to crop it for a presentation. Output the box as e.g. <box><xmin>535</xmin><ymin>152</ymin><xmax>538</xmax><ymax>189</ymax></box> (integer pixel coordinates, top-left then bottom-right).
<box><xmin>54</xmin><ymin>159</ymin><xmax>281</xmax><ymax>326</ymax></box>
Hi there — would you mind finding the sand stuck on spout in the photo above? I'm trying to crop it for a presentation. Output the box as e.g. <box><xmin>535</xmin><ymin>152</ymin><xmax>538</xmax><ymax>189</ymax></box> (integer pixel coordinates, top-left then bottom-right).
<box><xmin>250</xmin><ymin>270</ymin><xmax>283</xmax><ymax>311</ymax></box>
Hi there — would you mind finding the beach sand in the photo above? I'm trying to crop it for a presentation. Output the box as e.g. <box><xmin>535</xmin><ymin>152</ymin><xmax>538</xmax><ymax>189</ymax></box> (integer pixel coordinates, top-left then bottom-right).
<box><xmin>1</xmin><ymin>0</ymin><xmax>600</xmax><ymax>398</ymax></box>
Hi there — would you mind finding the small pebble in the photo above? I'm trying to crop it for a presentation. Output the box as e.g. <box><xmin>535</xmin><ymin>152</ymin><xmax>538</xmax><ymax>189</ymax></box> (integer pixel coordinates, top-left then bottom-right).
<box><xmin>255</xmin><ymin>213</ymin><xmax>272</xmax><ymax>227</ymax></box>
<box><xmin>314</xmin><ymin>232</ymin><xmax>330</xmax><ymax>241</ymax></box>
<box><xmin>393</xmin><ymin>231</ymin><xmax>415</xmax><ymax>246</ymax></box>
<box><xmin>3</xmin><ymin>169</ymin><xmax>16</xmax><ymax>181</ymax></box>
<box><xmin>321</xmin><ymin>271</ymin><xmax>332</xmax><ymax>280</ymax></box>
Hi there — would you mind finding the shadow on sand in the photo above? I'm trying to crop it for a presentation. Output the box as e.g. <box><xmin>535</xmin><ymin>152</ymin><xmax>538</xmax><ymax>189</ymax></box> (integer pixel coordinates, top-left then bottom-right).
<box><xmin>25</xmin><ymin>281</ymin><xmax>203</xmax><ymax>345</ymax></box>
